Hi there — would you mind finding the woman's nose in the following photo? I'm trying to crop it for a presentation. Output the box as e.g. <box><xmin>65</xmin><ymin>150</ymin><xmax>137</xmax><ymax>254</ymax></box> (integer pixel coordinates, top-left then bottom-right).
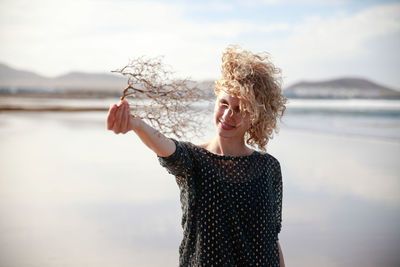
<box><xmin>222</xmin><ymin>107</ymin><xmax>234</xmax><ymax>119</ymax></box>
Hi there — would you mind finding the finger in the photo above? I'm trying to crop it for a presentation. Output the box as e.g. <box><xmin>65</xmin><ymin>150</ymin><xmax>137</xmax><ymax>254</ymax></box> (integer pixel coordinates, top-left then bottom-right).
<box><xmin>114</xmin><ymin>103</ymin><xmax>125</xmax><ymax>133</ymax></box>
<box><xmin>120</xmin><ymin>102</ymin><xmax>129</xmax><ymax>133</ymax></box>
<box><xmin>118</xmin><ymin>99</ymin><xmax>127</xmax><ymax>107</ymax></box>
<box><xmin>111</xmin><ymin>105</ymin><xmax>120</xmax><ymax>133</ymax></box>
<box><xmin>124</xmin><ymin>102</ymin><xmax>131</xmax><ymax>132</ymax></box>
<box><xmin>106</xmin><ymin>104</ymin><xmax>118</xmax><ymax>130</ymax></box>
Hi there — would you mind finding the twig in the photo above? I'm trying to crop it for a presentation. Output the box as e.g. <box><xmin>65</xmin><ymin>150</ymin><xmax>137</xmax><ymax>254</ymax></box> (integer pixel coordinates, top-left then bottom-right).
<box><xmin>112</xmin><ymin>56</ymin><xmax>207</xmax><ymax>138</ymax></box>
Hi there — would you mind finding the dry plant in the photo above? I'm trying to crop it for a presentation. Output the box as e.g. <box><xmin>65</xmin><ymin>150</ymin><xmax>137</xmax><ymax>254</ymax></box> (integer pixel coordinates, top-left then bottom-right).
<box><xmin>112</xmin><ymin>56</ymin><xmax>207</xmax><ymax>138</ymax></box>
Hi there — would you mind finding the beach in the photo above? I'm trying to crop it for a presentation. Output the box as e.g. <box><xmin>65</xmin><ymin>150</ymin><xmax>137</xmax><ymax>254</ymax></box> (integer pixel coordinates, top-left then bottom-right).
<box><xmin>0</xmin><ymin>99</ymin><xmax>399</xmax><ymax>267</ymax></box>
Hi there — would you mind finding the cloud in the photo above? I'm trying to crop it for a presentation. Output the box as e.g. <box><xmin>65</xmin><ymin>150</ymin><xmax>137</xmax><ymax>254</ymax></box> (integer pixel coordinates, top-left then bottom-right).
<box><xmin>0</xmin><ymin>0</ymin><xmax>292</xmax><ymax>79</ymax></box>
<box><xmin>0</xmin><ymin>0</ymin><xmax>399</xmax><ymax>88</ymax></box>
<box><xmin>273</xmin><ymin>3</ymin><xmax>400</xmax><ymax>86</ymax></box>
<box><xmin>0</xmin><ymin>0</ymin><xmax>186</xmax><ymax>73</ymax></box>
<box><xmin>287</xmin><ymin>3</ymin><xmax>400</xmax><ymax>60</ymax></box>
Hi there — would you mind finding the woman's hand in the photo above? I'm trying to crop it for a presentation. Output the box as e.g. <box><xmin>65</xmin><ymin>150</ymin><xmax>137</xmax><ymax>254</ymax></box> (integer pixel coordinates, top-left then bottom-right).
<box><xmin>106</xmin><ymin>100</ymin><xmax>141</xmax><ymax>134</ymax></box>
<box><xmin>106</xmin><ymin>99</ymin><xmax>175</xmax><ymax>157</ymax></box>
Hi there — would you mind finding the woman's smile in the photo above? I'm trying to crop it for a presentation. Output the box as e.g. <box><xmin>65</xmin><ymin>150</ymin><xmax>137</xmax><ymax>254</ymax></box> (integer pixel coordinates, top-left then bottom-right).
<box><xmin>219</xmin><ymin>119</ymin><xmax>236</xmax><ymax>130</ymax></box>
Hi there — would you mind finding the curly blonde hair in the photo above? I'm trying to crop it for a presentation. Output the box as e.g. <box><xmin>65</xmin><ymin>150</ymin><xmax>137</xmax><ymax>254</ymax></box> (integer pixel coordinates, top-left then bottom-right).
<box><xmin>215</xmin><ymin>45</ymin><xmax>287</xmax><ymax>151</ymax></box>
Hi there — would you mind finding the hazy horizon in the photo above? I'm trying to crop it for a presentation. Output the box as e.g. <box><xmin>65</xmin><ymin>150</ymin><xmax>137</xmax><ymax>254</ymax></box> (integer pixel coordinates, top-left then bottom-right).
<box><xmin>2</xmin><ymin>61</ymin><xmax>400</xmax><ymax>94</ymax></box>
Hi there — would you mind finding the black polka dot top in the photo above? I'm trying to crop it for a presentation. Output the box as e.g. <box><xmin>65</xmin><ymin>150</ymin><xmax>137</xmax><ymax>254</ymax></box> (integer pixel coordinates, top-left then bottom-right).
<box><xmin>158</xmin><ymin>139</ymin><xmax>283</xmax><ymax>267</ymax></box>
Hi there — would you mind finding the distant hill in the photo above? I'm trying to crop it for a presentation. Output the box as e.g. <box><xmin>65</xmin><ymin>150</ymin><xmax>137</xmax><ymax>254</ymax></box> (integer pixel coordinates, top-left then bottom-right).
<box><xmin>1</xmin><ymin>63</ymin><xmax>400</xmax><ymax>99</ymax></box>
<box><xmin>0</xmin><ymin>63</ymin><xmax>45</xmax><ymax>81</ymax></box>
<box><xmin>0</xmin><ymin>63</ymin><xmax>126</xmax><ymax>96</ymax></box>
<box><xmin>0</xmin><ymin>63</ymin><xmax>215</xmax><ymax>98</ymax></box>
<box><xmin>284</xmin><ymin>77</ymin><xmax>400</xmax><ymax>99</ymax></box>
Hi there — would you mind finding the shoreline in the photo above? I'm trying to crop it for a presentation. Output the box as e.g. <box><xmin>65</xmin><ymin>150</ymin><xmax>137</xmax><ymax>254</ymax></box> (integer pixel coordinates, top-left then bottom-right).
<box><xmin>0</xmin><ymin>108</ymin><xmax>398</xmax><ymax>144</ymax></box>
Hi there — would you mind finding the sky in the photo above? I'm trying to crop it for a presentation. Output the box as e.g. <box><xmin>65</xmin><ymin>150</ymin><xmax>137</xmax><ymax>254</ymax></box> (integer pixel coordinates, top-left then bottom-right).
<box><xmin>0</xmin><ymin>0</ymin><xmax>399</xmax><ymax>88</ymax></box>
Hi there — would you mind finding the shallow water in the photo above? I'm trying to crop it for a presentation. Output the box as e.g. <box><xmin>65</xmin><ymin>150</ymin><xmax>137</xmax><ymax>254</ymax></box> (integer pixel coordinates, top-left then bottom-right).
<box><xmin>0</xmin><ymin>100</ymin><xmax>399</xmax><ymax>267</ymax></box>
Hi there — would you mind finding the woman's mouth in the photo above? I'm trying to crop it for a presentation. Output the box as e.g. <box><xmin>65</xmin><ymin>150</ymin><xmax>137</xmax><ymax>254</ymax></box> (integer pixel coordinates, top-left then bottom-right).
<box><xmin>219</xmin><ymin>120</ymin><xmax>235</xmax><ymax>130</ymax></box>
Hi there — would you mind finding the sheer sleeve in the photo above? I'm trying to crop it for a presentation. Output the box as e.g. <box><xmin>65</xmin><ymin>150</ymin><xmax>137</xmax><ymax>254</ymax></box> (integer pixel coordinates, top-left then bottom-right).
<box><xmin>157</xmin><ymin>139</ymin><xmax>194</xmax><ymax>188</ymax></box>
<box><xmin>273</xmin><ymin>159</ymin><xmax>283</xmax><ymax>239</ymax></box>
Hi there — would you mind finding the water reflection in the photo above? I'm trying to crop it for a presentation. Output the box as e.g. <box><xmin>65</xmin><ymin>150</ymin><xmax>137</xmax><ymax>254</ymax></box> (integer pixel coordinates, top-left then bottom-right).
<box><xmin>0</xmin><ymin>110</ymin><xmax>399</xmax><ymax>267</ymax></box>
<box><xmin>270</xmin><ymin>129</ymin><xmax>400</xmax><ymax>206</ymax></box>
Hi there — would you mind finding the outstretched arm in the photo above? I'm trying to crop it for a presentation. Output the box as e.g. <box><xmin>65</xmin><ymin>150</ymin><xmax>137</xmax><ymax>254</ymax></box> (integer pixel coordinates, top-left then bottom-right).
<box><xmin>106</xmin><ymin>100</ymin><xmax>175</xmax><ymax>157</ymax></box>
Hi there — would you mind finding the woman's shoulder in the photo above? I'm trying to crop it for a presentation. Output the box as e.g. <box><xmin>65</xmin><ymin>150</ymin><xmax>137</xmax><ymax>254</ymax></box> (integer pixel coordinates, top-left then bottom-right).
<box><xmin>197</xmin><ymin>141</ymin><xmax>210</xmax><ymax>150</ymax></box>
<box><xmin>257</xmin><ymin>150</ymin><xmax>281</xmax><ymax>166</ymax></box>
<box><xmin>196</xmin><ymin>143</ymin><xmax>206</xmax><ymax>149</ymax></box>
<box><xmin>172</xmin><ymin>139</ymin><xmax>202</xmax><ymax>155</ymax></box>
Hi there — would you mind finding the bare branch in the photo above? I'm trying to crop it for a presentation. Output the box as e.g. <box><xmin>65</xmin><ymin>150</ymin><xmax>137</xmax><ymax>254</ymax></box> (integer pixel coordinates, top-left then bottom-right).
<box><xmin>112</xmin><ymin>56</ymin><xmax>208</xmax><ymax>138</ymax></box>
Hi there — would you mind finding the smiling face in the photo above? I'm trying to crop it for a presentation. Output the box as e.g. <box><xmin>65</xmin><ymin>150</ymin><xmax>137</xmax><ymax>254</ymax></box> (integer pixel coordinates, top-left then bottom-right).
<box><xmin>214</xmin><ymin>90</ymin><xmax>251</xmax><ymax>141</ymax></box>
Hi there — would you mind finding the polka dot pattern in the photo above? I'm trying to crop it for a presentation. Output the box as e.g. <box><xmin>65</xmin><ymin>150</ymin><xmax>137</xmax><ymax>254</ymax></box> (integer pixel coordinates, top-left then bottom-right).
<box><xmin>158</xmin><ymin>139</ymin><xmax>283</xmax><ymax>267</ymax></box>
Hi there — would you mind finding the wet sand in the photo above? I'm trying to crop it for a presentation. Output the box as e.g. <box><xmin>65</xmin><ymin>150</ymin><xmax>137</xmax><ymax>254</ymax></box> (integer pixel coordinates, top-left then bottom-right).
<box><xmin>0</xmin><ymin>111</ymin><xmax>399</xmax><ymax>267</ymax></box>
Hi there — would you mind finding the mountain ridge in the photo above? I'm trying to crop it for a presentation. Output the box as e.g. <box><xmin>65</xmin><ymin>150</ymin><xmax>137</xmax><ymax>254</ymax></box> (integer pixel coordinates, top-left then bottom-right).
<box><xmin>1</xmin><ymin>62</ymin><xmax>399</xmax><ymax>99</ymax></box>
<box><xmin>0</xmin><ymin>63</ymin><xmax>126</xmax><ymax>92</ymax></box>
<box><xmin>284</xmin><ymin>77</ymin><xmax>400</xmax><ymax>99</ymax></box>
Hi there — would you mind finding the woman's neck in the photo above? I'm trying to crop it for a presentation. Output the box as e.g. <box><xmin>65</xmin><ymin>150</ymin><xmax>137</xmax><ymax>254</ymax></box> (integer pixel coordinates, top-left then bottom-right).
<box><xmin>205</xmin><ymin>136</ymin><xmax>253</xmax><ymax>157</ymax></box>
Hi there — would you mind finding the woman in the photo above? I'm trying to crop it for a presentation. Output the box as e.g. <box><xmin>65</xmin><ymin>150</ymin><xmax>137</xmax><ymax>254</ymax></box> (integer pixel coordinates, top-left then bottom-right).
<box><xmin>107</xmin><ymin>46</ymin><xmax>287</xmax><ymax>266</ymax></box>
